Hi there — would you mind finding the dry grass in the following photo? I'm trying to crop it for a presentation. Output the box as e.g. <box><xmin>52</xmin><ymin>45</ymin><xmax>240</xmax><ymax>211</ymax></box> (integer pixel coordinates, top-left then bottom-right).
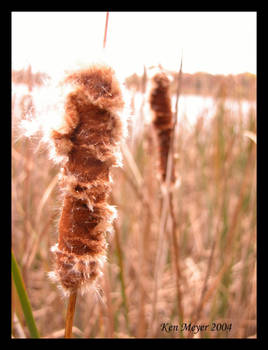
<box><xmin>11</xmin><ymin>69</ymin><xmax>256</xmax><ymax>339</ymax></box>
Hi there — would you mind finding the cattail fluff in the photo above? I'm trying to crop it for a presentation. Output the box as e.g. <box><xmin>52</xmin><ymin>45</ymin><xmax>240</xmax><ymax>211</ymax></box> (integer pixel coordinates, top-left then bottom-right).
<box><xmin>48</xmin><ymin>64</ymin><xmax>126</xmax><ymax>296</ymax></box>
<box><xmin>149</xmin><ymin>72</ymin><xmax>174</xmax><ymax>183</ymax></box>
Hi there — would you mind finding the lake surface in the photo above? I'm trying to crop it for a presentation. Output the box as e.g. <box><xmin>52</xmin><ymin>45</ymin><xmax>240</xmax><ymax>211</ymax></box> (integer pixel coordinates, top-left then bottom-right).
<box><xmin>125</xmin><ymin>90</ymin><xmax>256</xmax><ymax>142</ymax></box>
<box><xmin>12</xmin><ymin>83</ymin><xmax>256</xmax><ymax>139</ymax></box>
<box><xmin>128</xmin><ymin>91</ymin><xmax>255</xmax><ymax>122</ymax></box>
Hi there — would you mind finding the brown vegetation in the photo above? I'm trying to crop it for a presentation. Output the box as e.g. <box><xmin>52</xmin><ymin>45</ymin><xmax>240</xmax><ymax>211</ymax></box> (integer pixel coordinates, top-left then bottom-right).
<box><xmin>12</xmin><ymin>66</ymin><xmax>256</xmax><ymax>338</ymax></box>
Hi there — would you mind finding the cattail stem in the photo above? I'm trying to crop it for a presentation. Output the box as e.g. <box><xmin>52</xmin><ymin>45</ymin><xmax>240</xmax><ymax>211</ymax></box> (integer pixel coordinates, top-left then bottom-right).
<box><xmin>167</xmin><ymin>57</ymin><xmax>184</xmax><ymax>326</ymax></box>
<box><xmin>64</xmin><ymin>290</ymin><xmax>77</xmax><ymax>338</ymax></box>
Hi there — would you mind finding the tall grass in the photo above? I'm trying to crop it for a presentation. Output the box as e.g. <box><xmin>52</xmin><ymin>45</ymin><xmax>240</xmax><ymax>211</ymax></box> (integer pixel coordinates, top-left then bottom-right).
<box><xmin>11</xmin><ymin>68</ymin><xmax>256</xmax><ymax>338</ymax></box>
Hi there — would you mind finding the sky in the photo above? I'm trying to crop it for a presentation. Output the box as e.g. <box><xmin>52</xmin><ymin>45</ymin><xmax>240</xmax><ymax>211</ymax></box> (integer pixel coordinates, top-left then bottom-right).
<box><xmin>12</xmin><ymin>12</ymin><xmax>256</xmax><ymax>79</ymax></box>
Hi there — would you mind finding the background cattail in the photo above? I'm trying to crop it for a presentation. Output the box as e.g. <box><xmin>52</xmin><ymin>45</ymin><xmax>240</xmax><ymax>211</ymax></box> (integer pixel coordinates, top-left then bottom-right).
<box><xmin>49</xmin><ymin>64</ymin><xmax>126</xmax><ymax>296</ymax></box>
<box><xmin>149</xmin><ymin>71</ymin><xmax>175</xmax><ymax>183</ymax></box>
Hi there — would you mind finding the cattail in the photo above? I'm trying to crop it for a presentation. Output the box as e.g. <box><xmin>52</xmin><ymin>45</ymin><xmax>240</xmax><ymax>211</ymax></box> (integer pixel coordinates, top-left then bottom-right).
<box><xmin>49</xmin><ymin>64</ymin><xmax>126</xmax><ymax>296</ymax></box>
<box><xmin>149</xmin><ymin>72</ymin><xmax>174</xmax><ymax>183</ymax></box>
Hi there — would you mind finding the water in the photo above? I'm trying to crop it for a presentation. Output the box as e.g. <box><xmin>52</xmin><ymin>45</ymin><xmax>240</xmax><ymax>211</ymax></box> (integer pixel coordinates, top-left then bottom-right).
<box><xmin>125</xmin><ymin>90</ymin><xmax>256</xmax><ymax>142</ymax></box>
<box><xmin>12</xmin><ymin>83</ymin><xmax>256</xmax><ymax>141</ymax></box>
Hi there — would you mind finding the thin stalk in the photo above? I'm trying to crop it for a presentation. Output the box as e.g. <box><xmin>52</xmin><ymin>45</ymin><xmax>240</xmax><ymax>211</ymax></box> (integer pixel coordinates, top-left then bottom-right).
<box><xmin>103</xmin><ymin>265</ymin><xmax>114</xmax><ymax>337</ymax></box>
<box><xmin>137</xmin><ymin>192</ymin><xmax>151</xmax><ymax>337</ymax></box>
<box><xmin>151</xmin><ymin>183</ymin><xmax>170</xmax><ymax>335</ymax></box>
<box><xmin>193</xmin><ymin>237</ymin><xmax>216</xmax><ymax>322</ymax></box>
<box><xmin>64</xmin><ymin>291</ymin><xmax>77</xmax><ymax>338</ymax></box>
<box><xmin>167</xmin><ymin>55</ymin><xmax>184</xmax><ymax>325</ymax></box>
<box><xmin>103</xmin><ymin>12</ymin><xmax>109</xmax><ymax>49</ymax></box>
<box><xmin>169</xmin><ymin>193</ymin><xmax>184</xmax><ymax>323</ymax></box>
<box><xmin>113</xmin><ymin>220</ymin><xmax>130</xmax><ymax>333</ymax></box>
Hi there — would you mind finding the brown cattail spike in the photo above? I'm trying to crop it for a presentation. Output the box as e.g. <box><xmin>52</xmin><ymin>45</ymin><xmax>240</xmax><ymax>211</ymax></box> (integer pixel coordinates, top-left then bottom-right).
<box><xmin>149</xmin><ymin>72</ymin><xmax>174</xmax><ymax>183</ymax></box>
<box><xmin>49</xmin><ymin>64</ymin><xmax>125</xmax><ymax>296</ymax></box>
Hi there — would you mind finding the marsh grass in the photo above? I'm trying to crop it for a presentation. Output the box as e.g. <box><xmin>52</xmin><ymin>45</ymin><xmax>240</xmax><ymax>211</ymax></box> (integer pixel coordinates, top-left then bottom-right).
<box><xmin>11</xmin><ymin>70</ymin><xmax>256</xmax><ymax>338</ymax></box>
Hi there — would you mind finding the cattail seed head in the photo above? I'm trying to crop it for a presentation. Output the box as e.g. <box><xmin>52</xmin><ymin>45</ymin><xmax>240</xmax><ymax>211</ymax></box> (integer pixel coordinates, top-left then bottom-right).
<box><xmin>48</xmin><ymin>64</ymin><xmax>126</xmax><ymax>296</ymax></box>
<box><xmin>149</xmin><ymin>72</ymin><xmax>174</xmax><ymax>183</ymax></box>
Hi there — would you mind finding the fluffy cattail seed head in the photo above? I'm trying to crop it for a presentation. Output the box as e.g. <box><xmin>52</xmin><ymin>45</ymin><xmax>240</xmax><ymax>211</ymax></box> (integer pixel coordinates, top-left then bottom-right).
<box><xmin>149</xmin><ymin>72</ymin><xmax>174</xmax><ymax>183</ymax></box>
<box><xmin>49</xmin><ymin>64</ymin><xmax>126</xmax><ymax>296</ymax></box>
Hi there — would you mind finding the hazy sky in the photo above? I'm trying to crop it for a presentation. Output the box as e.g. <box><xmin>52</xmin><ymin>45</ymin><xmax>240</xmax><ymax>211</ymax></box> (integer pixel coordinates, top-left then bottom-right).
<box><xmin>12</xmin><ymin>11</ymin><xmax>256</xmax><ymax>78</ymax></box>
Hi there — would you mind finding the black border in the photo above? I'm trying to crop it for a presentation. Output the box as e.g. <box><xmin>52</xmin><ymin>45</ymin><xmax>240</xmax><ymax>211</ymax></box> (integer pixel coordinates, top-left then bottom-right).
<box><xmin>8</xmin><ymin>8</ymin><xmax>262</xmax><ymax>344</ymax></box>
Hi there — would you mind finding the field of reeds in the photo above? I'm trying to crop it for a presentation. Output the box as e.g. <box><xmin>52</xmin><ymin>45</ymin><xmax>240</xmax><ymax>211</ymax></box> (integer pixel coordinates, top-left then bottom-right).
<box><xmin>11</xmin><ymin>66</ymin><xmax>256</xmax><ymax>339</ymax></box>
